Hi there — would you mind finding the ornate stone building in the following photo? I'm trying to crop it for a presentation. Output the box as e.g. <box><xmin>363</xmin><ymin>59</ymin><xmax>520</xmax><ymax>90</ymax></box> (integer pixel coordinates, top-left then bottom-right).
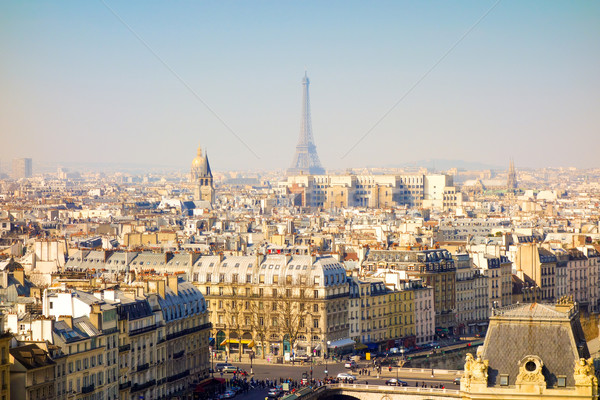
<box><xmin>191</xmin><ymin>254</ymin><xmax>350</xmax><ymax>359</ymax></box>
<box><xmin>461</xmin><ymin>299</ymin><xmax>597</xmax><ymax>399</ymax></box>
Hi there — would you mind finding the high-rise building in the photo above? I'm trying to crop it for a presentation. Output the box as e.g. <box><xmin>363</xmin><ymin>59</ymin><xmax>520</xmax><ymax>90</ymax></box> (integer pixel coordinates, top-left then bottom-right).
<box><xmin>287</xmin><ymin>73</ymin><xmax>325</xmax><ymax>175</ymax></box>
<box><xmin>12</xmin><ymin>157</ymin><xmax>32</xmax><ymax>179</ymax></box>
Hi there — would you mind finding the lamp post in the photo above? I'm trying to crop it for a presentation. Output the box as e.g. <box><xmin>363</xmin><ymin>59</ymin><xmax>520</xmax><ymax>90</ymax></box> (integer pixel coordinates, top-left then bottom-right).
<box><xmin>325</xmin><ymin>341</ymin><xmax>330</xmax><ymax>379</ymax></box>
<box><xmin>398</xmin><ymin>348</ymin><xmax>405</xmax><ymax>380</ymax></box>
<box><xmin>210</xmin><ymin>346</ymin><xmax>214</xmax><ymax>378</ymax></box>
<box><xmin>250</xmin><ymin>351</ymin><xmax>254</xmax><ymax>375</ymax></box>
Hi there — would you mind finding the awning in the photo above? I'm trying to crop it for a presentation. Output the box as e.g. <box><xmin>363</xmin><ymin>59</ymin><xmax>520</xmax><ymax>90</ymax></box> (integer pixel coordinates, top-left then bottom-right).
<box><xmin>327</xmin><ymin>338</ymin><xmax>355</xmax><ymax>349</ymax></box>
<box><xmin>366</xmin><ymin>343</ymin><xmax>378</xmax><ymax>350</ymax></box>
<box><xmin>219</xmin><ymin>339</ymin><xmax>255</xmax><ymax>347</ymax></box>
<box><xmin>354</xmin><ymin>343</ymin><xmax>368</xmax><ymax>350</ymax></box>
<box><xmin>313</xmin><ymin>343</ymin><xmax>322</xmax><ymax>351</ymax></box>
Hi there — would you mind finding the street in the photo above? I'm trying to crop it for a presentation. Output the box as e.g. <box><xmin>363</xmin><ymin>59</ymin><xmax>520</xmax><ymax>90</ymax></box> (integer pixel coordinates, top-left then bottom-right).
<box><xmin>214</xmin><ymin>360</ymin><xmax>458</xmax><ymax>400</ymax></box>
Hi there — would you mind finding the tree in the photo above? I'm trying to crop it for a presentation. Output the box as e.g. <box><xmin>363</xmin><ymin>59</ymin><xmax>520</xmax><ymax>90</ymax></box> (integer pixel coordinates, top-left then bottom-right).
<box><xmin>274</xmin><ymin>276</ymin><xmax>312</xmax><ymax>357</ymax></box>
<box><xmin>224</xmin><ymin>288</ymin><xmax>244</xmax><ymax>362</ymax></box>
<box><xmin>249</xmin><ymin>300</ymin><xmax>268</xmax><ymax>359</ymax></box>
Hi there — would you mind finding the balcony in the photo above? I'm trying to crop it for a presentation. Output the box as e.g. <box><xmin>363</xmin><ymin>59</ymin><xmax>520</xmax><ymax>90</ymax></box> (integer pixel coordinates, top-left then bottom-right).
<box><xmin>136</xmin><ymin>363</ymin><xmax>149</xmax><ymax>372</ymax></box>
<box><xmin>129</xmin><ymin>325</ymin><xmax>157</xmax><ymax>337</ymax></box>
<box><xmin>173</xmin><ymin>350</ymin><xmax>185</xmax><ymax>359</ymax></box>
<box><xmin>118</xmin><ymin>344</ymin><xmax>131</xmax><ymax>353</ymax></box>
<box><xmin>167</xmin><ymin>370</ymin><xmax>190</xmax><ymax>383</ymax></box>
<box><xmin>81</xmin><ymin>384</ymin><xmax>95</xmax><ymax>394</ymax></box>
<box><xmin>130</xmin><ymin>379</ymin><xmax>156</xmax><ymax>394</ymax></box>
<box><xmin>119</xmin><ymin>381</ymin><xmax>131</xmax><ymax>391</ymax></box>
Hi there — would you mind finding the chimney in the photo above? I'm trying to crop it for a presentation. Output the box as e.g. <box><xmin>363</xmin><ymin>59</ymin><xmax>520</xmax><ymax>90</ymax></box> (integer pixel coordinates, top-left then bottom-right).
<box><xmin>167</xmin><ymin>276</ymin><xmax>178</xmax><ymax>295</ymax></box>
<box><xmin>104</xmin><ymin>290</ymin><xmax>115</xmax><ymax>302</ymax></box>
<box><xmin>90</xmin><ymin>304</ymin><xmax>102</xmax><ymax>330</ymax></box>
<box><xmin>58</xmin><ymin>315</ymin><xmax>73</xmax><ymax>328</ymax></box>
<box><xmin>157</xmin><ymin>280</ymin><xmax>166</xmax><ymax>299</ymax></box>
<box><xmin>13</xmin><ymin>269</ymin><xmax>25</xmax><ymax>285</ymax></box>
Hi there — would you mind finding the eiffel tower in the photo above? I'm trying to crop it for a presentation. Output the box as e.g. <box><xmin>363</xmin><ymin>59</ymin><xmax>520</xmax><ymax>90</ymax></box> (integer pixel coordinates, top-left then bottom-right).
<box><xmin>507</xmin><ymin>158</ymin><xmax>517</xmax><ymax>190</ymax></box>
<box><xmin>287</xmin><ymin>72</ymin><xmax>325</xmax><ymax>175</ymax></box>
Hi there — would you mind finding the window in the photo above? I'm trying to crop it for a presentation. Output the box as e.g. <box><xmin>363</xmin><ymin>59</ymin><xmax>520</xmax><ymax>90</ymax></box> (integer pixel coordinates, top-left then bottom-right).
<box><xmin>259</xmin><ymin>275</ymin><xmax>265</xmax><ymax>284</ymax></box>
<box><xmin>246</xmin><ymin>274</ymin><xmax>252</xmax><ymax>283</ymax></box>
<box><xmin>259</xmin><ymin>288</ymin><xmax>264</xmax><ymax>296</ymax></box>
<box><xmin>313</xmin><ymin>304</ymin><xmax>319</xmax><ymax>312</ymax></box>
<box><xmin>272</xmin><ymin>289</ymin><xmax>278</xmax><ymax>297</ymax></box>
<box><xmin>206</xmin><ymin>274</ymin><xmax>212</xmax><ymax>282</ymax></box>
<box><xmin>232</xmin><ymin>274</ymin><xmax>238</xmax><ymax>283</ymax></box>
<box><xmin>286</xmin><ymin>275</ymin><xmax>292</xmax><ymax>284</ymax></box>
<box><xmin>313</xmin><ymin>319</ymin><xmax>319</xmax><ymax>328</ymax></box>
<box><xmin>206</xmin><ymin>287</ymin><xmax>210</xmax><ymax>295</ymax></box>
<box><xmin>219</xmin><ymin>274</ymin><xmax>225</xmax><ymax>283</ymax></box>
<box><xmin>314</xmin><ymin>290</ymin><xmax>319</xmax><ymax>298</ymax></box>
<box><xmin>272</xmin><ymin>318</ymin><xmax>278</xmax><ymax>327</ymax></box>
<box><xmin>286</xmin><ymin>289</ymin><xmax>292</xmax><ymax>297</ymax></box>
<box><xmin>273</xmin><ymin>275</ymin><xmax>279</xmax><ymax>284</ymax></box>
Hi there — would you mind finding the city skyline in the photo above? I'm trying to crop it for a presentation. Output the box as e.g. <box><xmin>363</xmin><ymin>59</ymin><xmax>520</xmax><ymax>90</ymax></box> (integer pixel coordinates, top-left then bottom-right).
<box><xmin>2</xmin><ymin>1</ymin><xmax>599</xmax><ymax>171</ymax></box>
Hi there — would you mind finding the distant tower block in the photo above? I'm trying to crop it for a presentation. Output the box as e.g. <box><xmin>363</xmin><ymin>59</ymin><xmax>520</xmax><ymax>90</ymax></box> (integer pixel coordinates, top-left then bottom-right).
<box><xmin>507</xmin><ymin>158</ymin><xmax>517</xmax><ymax>190</ymax></box>
<box><xmin>287</xmin><ymin>73</ymin><xmax>325</xmax><ymax>175</ymax></box>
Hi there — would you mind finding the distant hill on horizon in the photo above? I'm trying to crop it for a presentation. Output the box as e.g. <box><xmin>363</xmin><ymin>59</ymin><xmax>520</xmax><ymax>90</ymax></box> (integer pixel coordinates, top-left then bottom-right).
<box><xmin>379</xmin><ymin>158</ymin><xmax>505</xmax><ymax>172</ymax></box>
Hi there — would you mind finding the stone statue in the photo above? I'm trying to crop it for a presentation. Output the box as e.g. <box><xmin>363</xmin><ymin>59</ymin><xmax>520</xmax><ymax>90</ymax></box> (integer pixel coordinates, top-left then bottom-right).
<box><xmin>471</xmin><ymin>355</ymin><xmax>489</xmax><ymax>383</ymax></box>
<box><xmin>574</xmin><ymin>358</ymin><xmax>598</xmax><ymax>386</ymax></box>
<box><xmin>463</xmin><ymin>352</ymin><xmax>488</xmax><ymax>388</ymax></box>
<box><xmin>462</xmin><ymin>353</ymin><xmax>475</xmax><ymax>390</ymax></box>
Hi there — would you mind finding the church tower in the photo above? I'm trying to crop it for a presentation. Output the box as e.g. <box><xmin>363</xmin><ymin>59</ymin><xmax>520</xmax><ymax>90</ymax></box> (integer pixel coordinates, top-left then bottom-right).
<box><xmin>190</xmin><ymin>144</ymin><xmax>214</xmax><ymax>203</ymax></box>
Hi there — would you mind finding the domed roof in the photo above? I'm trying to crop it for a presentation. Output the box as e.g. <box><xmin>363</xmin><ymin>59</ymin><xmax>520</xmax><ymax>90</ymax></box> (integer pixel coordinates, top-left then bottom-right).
<box><xmin>192</xmin><ymin>145</ymin><xmax>204</xmax><ymax>167</ymax></box>
<box><xmin>191</xmin><ymin>144</ymin><xmax>212</xmax><ymax>178</ymax></box>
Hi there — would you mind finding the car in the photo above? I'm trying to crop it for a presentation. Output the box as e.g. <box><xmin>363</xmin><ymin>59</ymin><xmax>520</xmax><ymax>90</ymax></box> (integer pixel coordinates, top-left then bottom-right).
<box><xmin>223</xmin><ymin>365</ymin><xmax>239</xmax><ymax>373</ymax></box>
<box><xmin>222</xmin><ymin>390</ymin><xmax>236</xmax><ymax>399</ymax></box>
<box><xmin>267</xmin><ymin>388</ymin><xmax>283</xmax><ymax>398</ymax></box>
<box><xmin>344</xmin><ymin>360</ymin><xmax>357</xmax><ymax>369</ymax></box>
<box><xmin>385</xmin><ymin>378</ymin><xmax>408</xmax><ymax>386</ymax></box>
<box><xmin>337</xmin><ymin>372</ymin><xmax>357</xmax><ymax>382</ymax></box>
<box><xmin>215</xmin><ymin>363</ymin><xmax>233</xmax><ymax>372</ymax></box>
<box><xmin>454</xmin><ymin>377</ymin><xmax>461</xmax><ymax>385</ymax></box>
<box><xmin>293</xmin><ymin>354</ymin><xmax>310</xmax><ymax>362</ymax></box>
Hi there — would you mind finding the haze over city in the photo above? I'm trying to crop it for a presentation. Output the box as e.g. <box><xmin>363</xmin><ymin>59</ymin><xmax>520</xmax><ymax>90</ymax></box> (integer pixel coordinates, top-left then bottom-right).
<box><xmin>2</xmin><ymin>1</ymin><xmax>599</xmax><ymax>171</ymax></box>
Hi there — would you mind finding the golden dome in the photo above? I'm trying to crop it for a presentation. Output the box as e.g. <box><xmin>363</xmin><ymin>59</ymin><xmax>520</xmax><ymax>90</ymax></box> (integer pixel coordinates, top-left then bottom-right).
<box><xmin>191</xmin><ymin>145</ymin><xmax>204</xmax><ymax>167</ymax></box>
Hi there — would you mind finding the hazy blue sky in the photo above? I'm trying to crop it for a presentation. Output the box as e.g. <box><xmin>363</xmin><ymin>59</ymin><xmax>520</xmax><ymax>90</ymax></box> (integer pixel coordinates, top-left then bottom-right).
<box><xmin>2</xmin><ymin>1</ymin><xmax>599</xmax><ymax>171</ymax></box>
